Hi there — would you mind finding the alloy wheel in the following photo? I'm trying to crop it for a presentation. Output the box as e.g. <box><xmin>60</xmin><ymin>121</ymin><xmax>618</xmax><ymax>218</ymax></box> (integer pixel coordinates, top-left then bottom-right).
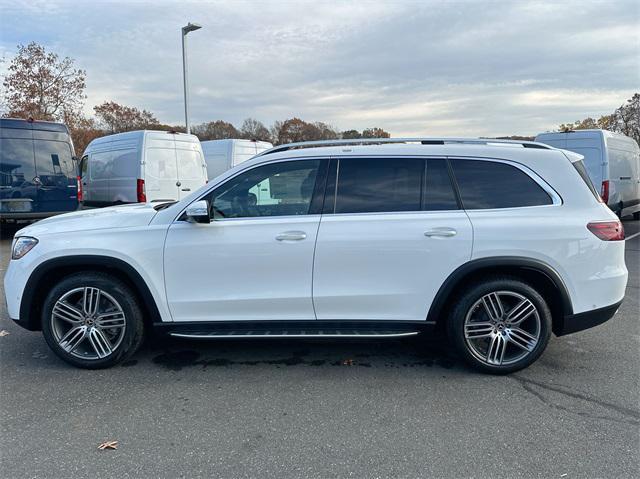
<box><xmin>50</xmin><ymin>287</ymin><xmax>126</xmax><ymax>360</ymax></box>
<box><xmin>463</xmin><ymin>290</ymin><xmax>541</xmax><ymax>366</ymax></box>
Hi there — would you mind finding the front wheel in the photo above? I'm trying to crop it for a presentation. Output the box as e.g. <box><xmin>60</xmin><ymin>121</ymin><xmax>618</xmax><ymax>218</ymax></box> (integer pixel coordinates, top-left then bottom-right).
<box><xmin>448</xmin><ymin>277</ymin><xmax>552</xmax><ymax>374</ymax></box>
<box><xmin>42</xmin><ymin>273</ymin><xmax>145</xmax><ymax>369</ymax></box>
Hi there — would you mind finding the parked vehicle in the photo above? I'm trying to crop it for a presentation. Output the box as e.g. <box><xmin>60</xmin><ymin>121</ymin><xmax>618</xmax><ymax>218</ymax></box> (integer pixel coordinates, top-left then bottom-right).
<box><xmin>0</xmin><ymin>118</ymin><xmax>77</xmax><ymax>221</ymax></box>
<box><xmin>201</xmin><ymin>139</ymin><xmax>273</xmax><ymax>180</ymax></box>
<box><xmin>535</xmin><ymin>129</ymin><xmax>640</xmax><ymax>219</ymax></box>
<box><xmin>5</xmin><ymin>138</ymin><xmax>627</xmax><ymax>373</ymax></box>
<box><xmin>79</xmin><ymin>130</ymin><xmax>207</xmax><ymax>207</ymax></box>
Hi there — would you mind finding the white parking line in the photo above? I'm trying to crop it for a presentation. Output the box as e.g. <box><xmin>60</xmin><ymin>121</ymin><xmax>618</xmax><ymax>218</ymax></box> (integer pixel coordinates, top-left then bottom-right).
<box><xmin>625</xmin><ymin>231</ymin><xmax>640</xmax><ymax>241</ymax></box>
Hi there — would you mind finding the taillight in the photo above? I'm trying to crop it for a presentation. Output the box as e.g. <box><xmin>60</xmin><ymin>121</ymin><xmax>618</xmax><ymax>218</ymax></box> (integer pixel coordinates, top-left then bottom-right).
<box><xmin>137</xmin><ymin>179</ymin><xmax>147</xmax><ymax>203</ymax></box>
<box><xmin>587</xmin><ymin>220</ymin><xmax>624</xmax><ymax>241</ymax></box>
<box><xmin>76</xmin><ymin>176</ymin><xmax>83</xmax><ymax>202</ymax></box>
<box><xmin>600</xmin><ymin>180</ymin><xmax>609</xmax><ymax>204</ymax></box>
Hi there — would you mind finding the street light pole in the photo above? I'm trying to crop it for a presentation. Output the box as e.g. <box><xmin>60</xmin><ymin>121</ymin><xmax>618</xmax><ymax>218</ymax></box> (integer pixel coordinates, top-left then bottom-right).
<box><xmin>181</xmin><ymin>22</ymin><xmax>202</xmax><ymax>135</ymax></box>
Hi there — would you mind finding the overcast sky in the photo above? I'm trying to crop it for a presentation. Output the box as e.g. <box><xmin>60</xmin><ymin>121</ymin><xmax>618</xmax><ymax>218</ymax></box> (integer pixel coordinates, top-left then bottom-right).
<box><xmin>1</xmin><ymin>0</ymin><xmax>639</xmax><ymax>136</ymax></box>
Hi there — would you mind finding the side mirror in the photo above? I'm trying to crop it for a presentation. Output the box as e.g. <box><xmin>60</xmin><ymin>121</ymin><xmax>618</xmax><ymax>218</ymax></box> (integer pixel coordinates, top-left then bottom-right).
<box><xmin>185</xmin><ymin>200</ymin><xmax>210</xmax><ymax>224</ymax></box>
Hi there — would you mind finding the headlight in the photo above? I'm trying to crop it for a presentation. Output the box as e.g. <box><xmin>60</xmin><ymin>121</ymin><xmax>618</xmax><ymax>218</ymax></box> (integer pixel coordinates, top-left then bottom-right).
<box><xmin>12</xmin><ymin>237</ymin><xmax>39</xmax><ymax>260</ymax></box>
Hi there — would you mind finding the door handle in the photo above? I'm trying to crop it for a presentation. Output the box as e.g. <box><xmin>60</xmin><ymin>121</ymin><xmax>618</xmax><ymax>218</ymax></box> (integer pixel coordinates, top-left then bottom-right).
<box><xmin>181</xmin><ymin>188</ymin><xmax>191</xmax><ymax>192</ymax></box>
<box><xmin>276</xmin><ymin>231</ymin><xmax>307</xmax><ymax>241</ymax></box>
<box><xmin>424</xmin><ymin>228</ymin><xmax>457</xmax><ymax>238</ymax></box>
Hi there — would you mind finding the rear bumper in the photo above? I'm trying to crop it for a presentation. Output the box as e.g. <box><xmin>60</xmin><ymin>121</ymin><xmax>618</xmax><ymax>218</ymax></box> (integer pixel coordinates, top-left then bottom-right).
<box><xmin>554</xmin><ymin>299</ymin><xmax>623</xmax><ymax>336</ymax></box>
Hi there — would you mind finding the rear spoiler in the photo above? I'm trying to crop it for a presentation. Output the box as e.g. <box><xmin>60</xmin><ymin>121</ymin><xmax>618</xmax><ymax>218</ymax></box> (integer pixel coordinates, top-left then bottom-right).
<box><xmin>560</xmin><ymin>150</ymin><xmax>585</xmax><ymax>163</ymax></box>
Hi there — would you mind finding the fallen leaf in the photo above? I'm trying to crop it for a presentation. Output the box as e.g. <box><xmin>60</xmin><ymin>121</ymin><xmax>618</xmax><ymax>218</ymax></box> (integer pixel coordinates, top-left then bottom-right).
<box><xmin>98</xmin><ymin>440</ymin><xmax>118</xmax><ymax>450</ymax></box>
<box><xmin>0</xmin><ymin>330</ymin><xmax>9</xmax><ymax>337</ymax></box>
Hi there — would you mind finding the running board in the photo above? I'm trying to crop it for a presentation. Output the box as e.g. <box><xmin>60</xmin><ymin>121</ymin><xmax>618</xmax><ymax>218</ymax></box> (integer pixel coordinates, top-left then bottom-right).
<box><xmin>170</xmin><ymin>330</ymin><xmax>420</xmax><ymax>339</ymax></box>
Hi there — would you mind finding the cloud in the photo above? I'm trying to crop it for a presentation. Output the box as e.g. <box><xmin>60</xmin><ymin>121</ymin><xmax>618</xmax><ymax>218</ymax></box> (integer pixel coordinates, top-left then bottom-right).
<box><xmin>1</xmin><ymin>0</ymin><xmax>638</xmax><ymax>136</ymax></box>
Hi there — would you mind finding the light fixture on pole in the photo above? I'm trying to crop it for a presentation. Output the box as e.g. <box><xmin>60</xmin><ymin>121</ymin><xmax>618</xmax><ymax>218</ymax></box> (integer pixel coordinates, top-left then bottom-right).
<box><xmin>181</xmin><ymin>22</ymin><xmax>202</xmax><ymax>134</ymax></box>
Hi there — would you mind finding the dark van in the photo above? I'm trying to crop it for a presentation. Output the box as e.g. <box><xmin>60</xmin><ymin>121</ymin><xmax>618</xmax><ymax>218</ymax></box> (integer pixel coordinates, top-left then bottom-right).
<box><xmin>0</xmin><ymin>119</ymin><xmax>78</xmax><ymax>221</ymax></box>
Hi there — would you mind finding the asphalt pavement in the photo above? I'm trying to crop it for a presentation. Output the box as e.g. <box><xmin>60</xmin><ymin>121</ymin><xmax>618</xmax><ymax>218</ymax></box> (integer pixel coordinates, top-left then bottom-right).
<box><xmin>0</xmin><ymin>219</ymin><xmax>638</xmax><ymax>478</ymax></box>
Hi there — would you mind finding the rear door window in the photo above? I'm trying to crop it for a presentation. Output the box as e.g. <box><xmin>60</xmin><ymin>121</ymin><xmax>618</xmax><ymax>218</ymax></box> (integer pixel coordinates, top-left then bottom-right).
<box><xmin>334</xmin><ymin>158</ymin><xmax>423</xmax><ymax>213</ymax></box>
<box><xmin>451</xmin><ymin>159</ymin><xmax>552</xmax><ymax>209</ymax></box>
<box><xmin>176</xmin><ymin>149</ymin><xmax>203</xmax><ymax>180</ymax></box>
<box><xmin>33</xmin><ymin>140</ymin><xmax>75</xmax><ymax>187</ymax></box>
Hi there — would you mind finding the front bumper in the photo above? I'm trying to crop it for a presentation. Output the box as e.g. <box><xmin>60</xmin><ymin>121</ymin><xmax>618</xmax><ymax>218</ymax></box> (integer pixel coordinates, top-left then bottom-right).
<box><xmin>553</xmin><ymin>299</ymin><xmax>623</xmax><ymax>336</ymax></box>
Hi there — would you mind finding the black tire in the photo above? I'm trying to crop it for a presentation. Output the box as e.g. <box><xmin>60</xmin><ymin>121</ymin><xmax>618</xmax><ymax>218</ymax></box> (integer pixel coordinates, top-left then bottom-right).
<box><xmin>42</xmin><ymin>272</ymin><xmax>144</xmax><ymax>369</ymax></box>
<box><xmin>448</xmin><ymin>276</ymin><xmax>552</xmax><ymax>374</ymax></box>
<box><xmin>633</xmin><ymin>211</ymin><xmax>639</xmax><ymax>221</ymax></box>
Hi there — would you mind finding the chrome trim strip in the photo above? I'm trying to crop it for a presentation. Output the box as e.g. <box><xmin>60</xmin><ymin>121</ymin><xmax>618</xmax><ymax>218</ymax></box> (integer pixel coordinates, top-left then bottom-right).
<box><xmin>169</xmin><ymin>331</ymin><xmax>420</xmax><ymax>339</ymax></box>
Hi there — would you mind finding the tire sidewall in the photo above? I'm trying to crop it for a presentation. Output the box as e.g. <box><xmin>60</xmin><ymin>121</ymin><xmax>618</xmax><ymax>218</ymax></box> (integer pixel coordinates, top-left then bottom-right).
<box><xmin>42</xmin><ymin>273</ymin><xmax>142</xmax><ymax>369</ymax></box>
<box><xmin>448</xmin><ymin>278</ymin><xmax>552</xmax><ymax>374</ymax></box>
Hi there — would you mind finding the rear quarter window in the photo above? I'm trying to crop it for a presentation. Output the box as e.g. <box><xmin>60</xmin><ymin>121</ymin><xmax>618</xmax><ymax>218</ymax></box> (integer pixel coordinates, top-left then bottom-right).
<box><xmin>451</xmin><ymin>159</ymin><xmax>552</xmax><ymax>209</ymax></box>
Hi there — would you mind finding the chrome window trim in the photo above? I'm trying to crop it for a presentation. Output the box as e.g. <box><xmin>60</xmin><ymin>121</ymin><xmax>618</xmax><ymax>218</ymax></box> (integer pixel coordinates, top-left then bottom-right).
<box><xmin>445</xmin><ymin>155</ymin><xmax>563</xmax><ymax>208</ymax></box>
<box><xmin>174</xmin><ymin>154</ymin><xmax>562</xmax><ymax>222</ymax></box>
<box><xmin>174</xmin><ymin>156</ymin><xmax>328</xmax><ymax>222</ymax></box>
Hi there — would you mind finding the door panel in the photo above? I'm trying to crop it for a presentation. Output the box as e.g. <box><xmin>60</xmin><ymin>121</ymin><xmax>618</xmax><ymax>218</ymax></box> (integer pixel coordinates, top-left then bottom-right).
<box><xmin>164</xmin><ymin>216</ymin><xmax>320</xmax><ymax>321</ymax></box>
<box><xmin>312</xmin><ymin>211</ymin><xmax>472</xmax><ymax>321</ymax></box>
<box><xmin>312</xmin><ymin>157</ymin><xmax>472</xmax><ymax>321</ymax></box>
<box><xmin>164</xmin><ymin>158</ymin><xmax>325</xmax><ymax>322</ymax></box>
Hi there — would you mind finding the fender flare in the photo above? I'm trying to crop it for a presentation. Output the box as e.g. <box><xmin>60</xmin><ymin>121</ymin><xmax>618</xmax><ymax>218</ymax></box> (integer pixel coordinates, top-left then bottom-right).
<box><xmin>426</xmin><ymin>256</ymin><xmax>574</xmax><ymax>323</ymax></box>
<box><xmin>19</xmin><ymin>255</ymin><xmax>162</xmax><ymax>331</ymax></box>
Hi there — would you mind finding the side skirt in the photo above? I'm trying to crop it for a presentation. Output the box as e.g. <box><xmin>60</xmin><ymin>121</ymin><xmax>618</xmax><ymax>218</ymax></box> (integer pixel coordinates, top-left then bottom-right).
<box><xmin>153</xmin><ymin>320</ymin><xmax>435</xmax><ymax>340</ymax></box>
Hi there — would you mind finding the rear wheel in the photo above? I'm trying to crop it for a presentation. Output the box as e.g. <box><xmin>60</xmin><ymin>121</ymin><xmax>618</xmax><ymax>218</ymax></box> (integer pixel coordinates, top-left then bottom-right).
<box><xmin>448</xmin><ymin>277</ymin><xmax>552</xmax><ymax>374</ymax></box>
<box><xmin>42</xmin><ymin>273</ymin><xmax>144</xmax><ymax>369</ymax></box>
<box><xmin>633</xmin><ymin>211</ymin><xmax>639</xmax><ymax>221</ymax></box>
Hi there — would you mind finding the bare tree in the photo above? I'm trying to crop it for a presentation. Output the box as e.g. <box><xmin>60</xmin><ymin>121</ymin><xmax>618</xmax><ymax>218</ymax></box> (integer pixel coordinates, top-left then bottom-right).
<box><xmin>2</xmin><ymin>42</ymin><xmax>86</xmax><ymax>121</ymax></box>
<box><xmin>556</xmin><ymin>93</ymin><xmax>639</xmax><ymax>144</ymax></box>
<box><xmin>240</xmin><ymin>118</ymin><xmax>271</xmax><ymax>142</ymax></box>
<box><xmin>93</xmin><ymin>101</ymin><xmax>159</xmax><ymax>134</ymax></box>
<box><xmin>192</xmin><ymin>120</ymin><xmax>240</xmax><ymax>140</ymax></box>
<box><xmin>614</xmin><ymin>93</ymin><xmax>640</xmax><ymax>143</ymax></box>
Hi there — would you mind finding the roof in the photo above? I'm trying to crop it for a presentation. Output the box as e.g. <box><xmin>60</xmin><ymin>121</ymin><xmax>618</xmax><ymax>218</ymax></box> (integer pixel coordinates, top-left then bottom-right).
<box><xmin>86</xmin><ymin>129</ymin><xmax>200</xmax><ymax>150</ymax></box>
<box><xmin>0</xmin><ymin>118</ymin><xmax>69</xmax><ymax>133</ymax></box>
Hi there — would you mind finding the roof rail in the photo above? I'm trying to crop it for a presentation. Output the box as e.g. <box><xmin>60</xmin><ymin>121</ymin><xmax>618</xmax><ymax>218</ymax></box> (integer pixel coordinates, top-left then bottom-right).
<box><xmin>258</xmin><ymin>137</ymin><xmax>551</xmax><ymax>156</ymax></box>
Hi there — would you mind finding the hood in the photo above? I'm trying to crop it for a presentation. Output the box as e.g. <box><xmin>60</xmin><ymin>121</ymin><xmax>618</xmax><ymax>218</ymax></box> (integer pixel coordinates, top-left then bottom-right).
<box><xmin>16</xmin><ymin>203</ymin><xmax>159</xmax><ymax>238</ymax></box>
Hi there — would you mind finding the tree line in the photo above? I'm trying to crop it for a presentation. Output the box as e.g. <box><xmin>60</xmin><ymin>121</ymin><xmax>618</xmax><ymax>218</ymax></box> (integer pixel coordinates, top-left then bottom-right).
<box><xmin>557</xmin><ymin>93</ymin><xmax>640</xmax><ymax>145</ymax></box>
<box><xmin>1</xmin><ymin>42</ymin><xmax>389</xmax><ymax>154</ymax></box>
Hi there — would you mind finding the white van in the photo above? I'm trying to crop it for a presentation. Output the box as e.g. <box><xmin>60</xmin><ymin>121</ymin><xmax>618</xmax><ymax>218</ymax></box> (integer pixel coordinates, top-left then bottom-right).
<box><xmin>79</xmin><ymin>130</ymin><xmax>207</xmax><ymax>206</ymax></box>
<box><xmin>201</xmin><ymin>139</ymin><xmax>273</xmax><ymax>180</ymax></box>
<box><xmin>535</xmin><ymin>129</ymin><xmax>640</xmax><ymax>219</ymax></box>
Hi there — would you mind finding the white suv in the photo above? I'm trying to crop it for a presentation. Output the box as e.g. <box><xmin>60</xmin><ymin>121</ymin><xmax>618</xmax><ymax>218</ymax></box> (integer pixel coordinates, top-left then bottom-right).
<box><xmin>4</xmin><ymin>139</ymin><xmax>628</xmax><ymax>373</ymax></box>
